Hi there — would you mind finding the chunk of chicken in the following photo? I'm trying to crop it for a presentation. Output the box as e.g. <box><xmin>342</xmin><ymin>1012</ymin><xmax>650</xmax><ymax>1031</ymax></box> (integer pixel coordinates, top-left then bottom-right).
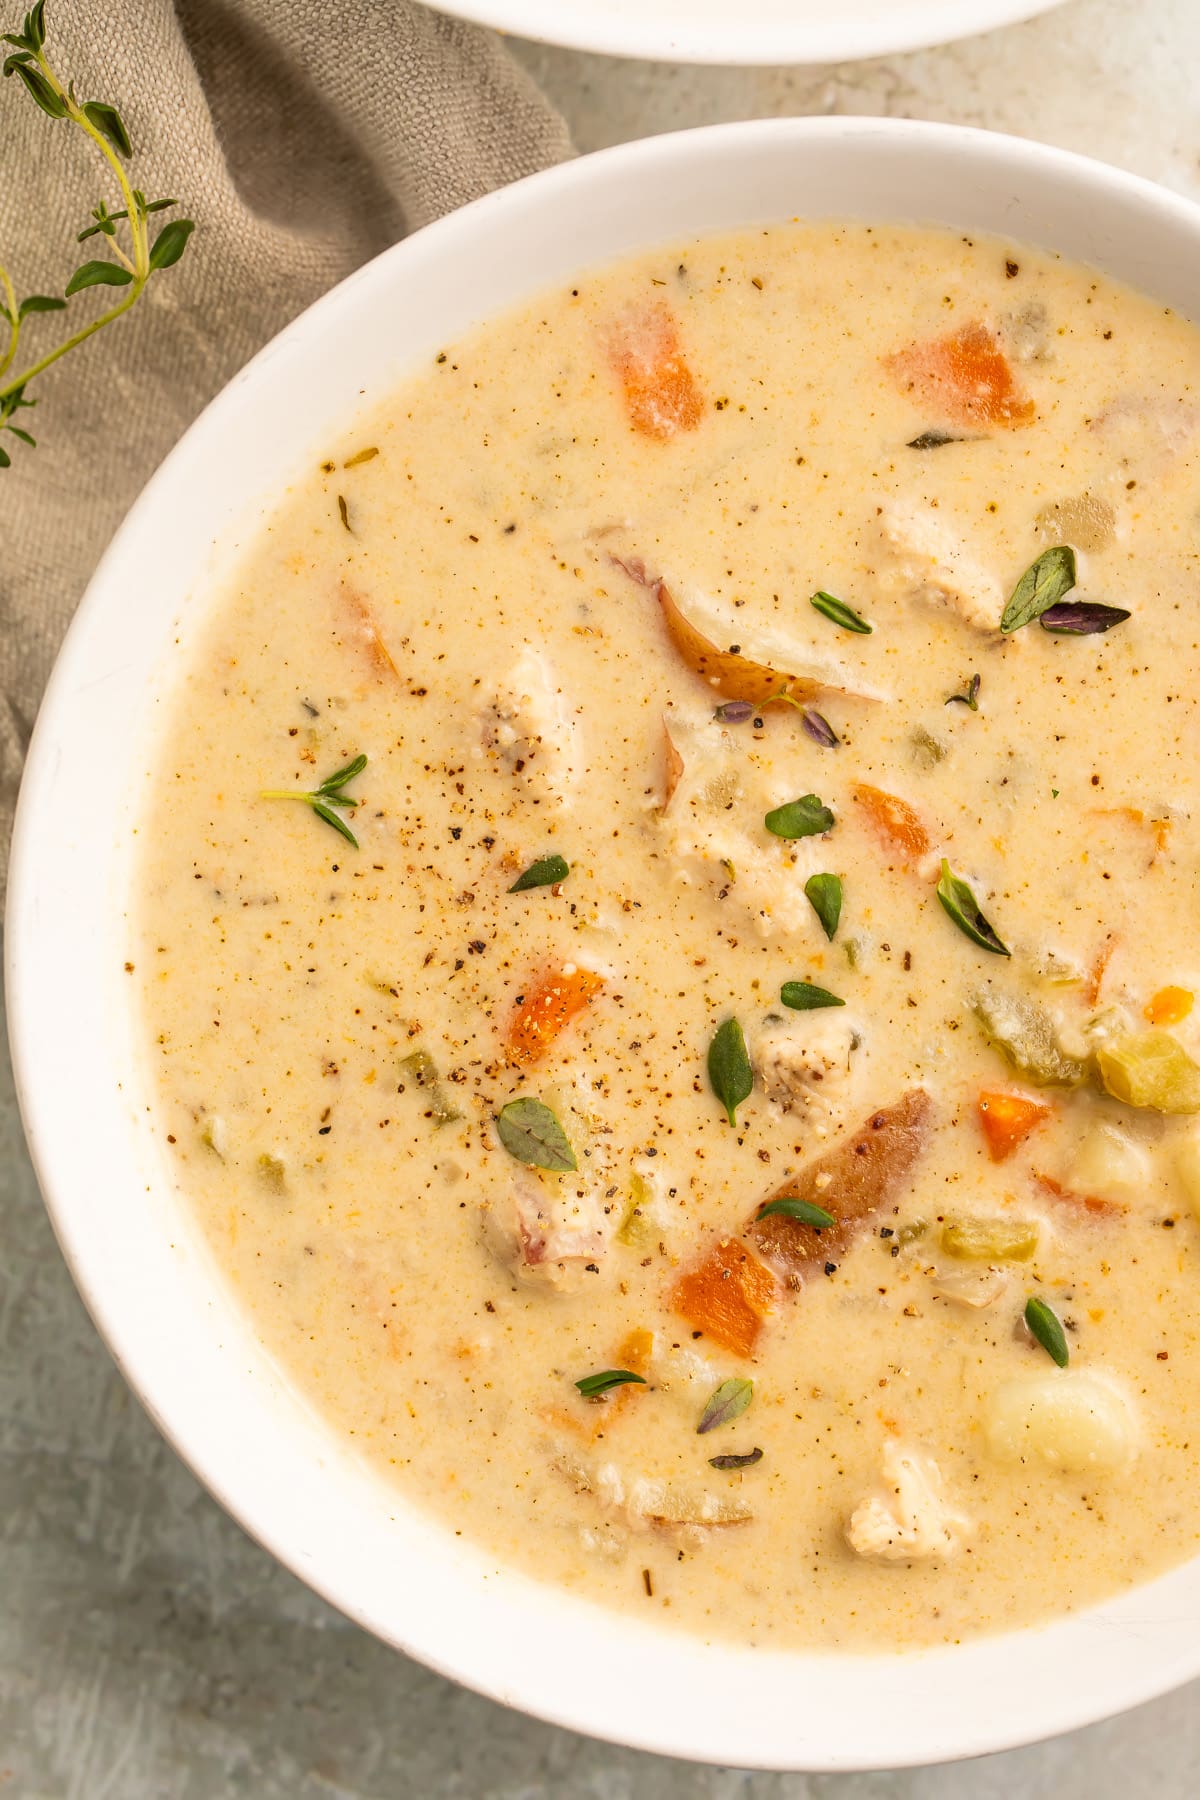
<box><xmin>876</xmin><ymin>500</ymin><xmax>1002</xmax><ymax>634</ymax></box>
<box><xmin>481</xmin><ymin>649</ymin><xmax>578</xmax><ymax>805</ymax></box>
<box><xmin>748</xmin><ymin>1008</ymin><xmax>865</xmax><ymax>1128</ymax></box>
<box><xmin>484</xmin><ymin>1170</ymin><xmax>612</xmax><ymax>1290</ymax></box>
<box><xmin>846</xmin><ymin>1440</ymin><xmax>972</xmax><ymax>1561</ymax></box>
<box><xmin>556</xmin><ymin>1448</ymin><xmax>753</xmax><ymax>1534</ymax></box>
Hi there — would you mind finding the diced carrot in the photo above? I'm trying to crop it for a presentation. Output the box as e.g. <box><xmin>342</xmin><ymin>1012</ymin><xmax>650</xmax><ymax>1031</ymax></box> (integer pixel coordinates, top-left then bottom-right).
<box><xmin>1092</xmin><ymin>807</ymin><xmax>1171</xmax><ymax>864</ymax></box>
<box><xmin>1084</xmin><ymin>936</ymin><xmax>1117</xmax><ymax>1008</ymax></box>
<box><xmin>339</xmin><ymin>584</ymin><xmax>399</xmax><ymax>680</ymax></box>
<box><xmin>607</xmin><ymin>300</ymin><xmax>705</xmax><ymax>441</ymax></box>
<box><xmin>885</xmin><ymin>322</ymin><xmax>1035</xmax><ymax>429</ymax></box>
<box><xmin>852</xmin><ymin>783</ymin><xmax>932</xmax><ymax>864</ymax></box>
<box><xmin>616</xmin><ymin>1327</ymin><xmax>654</xmax><ymax>1375</ymax></box>
<box><xmin>977</xmin><ymin>1090</ymin><xmax>1051</xmax><ymax>1162</ymax></box>
<box><xmin>1033</xmin><ymin>1171</ymin><xmax>1125</xmax><ymax>1218</ymax></box>
<box><xmin>669</xmin><ymin>1237</ymin><xmax>777</xmax><ymax>1359</ymax></box>
<box><xmin>504</xmin><ymin>965</ymin><xmax>605</xmax><ymax>1066</ymax></box>
<box><xmin>1146</xmin><ymin>986</ymin><xmax>1194</xmax><ymax>1026</ymax></box>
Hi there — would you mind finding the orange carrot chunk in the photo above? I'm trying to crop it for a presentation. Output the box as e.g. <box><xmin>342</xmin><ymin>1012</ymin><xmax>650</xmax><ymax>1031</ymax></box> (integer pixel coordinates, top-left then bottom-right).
<box><xmin>885</xmin><ymin>322</ymin><xmax>1035</xmax><ymax>429</ymax></box>
<box><xmin>1146</xmin><ymin>986</ymin><xmax>1195</xmax><ymax>1027</ymax></box>
<box><xmin>338</xmin><ymin>584</ymin><xmax>399</xmax><ymax>680</ymax></box>
<box><xmin>1033</xmin><ymin>1171</ymin><xmax>1125</xmax><ymax>1219</ymax></box>
<box><xmin>505</xmin><ymin>965</ymin><xmax>605</xmax><ymax>1066</ymax></box>
<box><xmin>669</xmin><ymin>1237</ymin><xmax>777</xmax><ymax>1360</ymax></box>
<box><xmin>852</xmin><ymin>782</ymin><xmax>932</xmax><ymax>864</ymax></box>
<box><xmin>977</xmin><ymin>1090</ymin><xmax>1051</xmax><ymax>1162</ymax></box>
<box><xmin>607</xmin><ymin>300</ymin><xmax>705</xmax><ymax>441</ymax></box>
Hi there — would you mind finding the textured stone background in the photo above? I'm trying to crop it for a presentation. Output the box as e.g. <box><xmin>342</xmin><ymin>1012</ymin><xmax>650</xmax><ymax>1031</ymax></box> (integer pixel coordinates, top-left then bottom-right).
<box><xmin>5</xmin><ymin>0</ymin><xmax>1200</xmax><ymax>1790</ymax></box>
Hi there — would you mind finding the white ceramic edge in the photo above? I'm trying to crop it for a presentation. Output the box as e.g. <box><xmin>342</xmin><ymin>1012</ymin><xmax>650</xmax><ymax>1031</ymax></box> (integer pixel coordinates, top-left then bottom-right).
<box><xmin>9</xmin><ymin>118</ymin><xmax>1200</xmax><ymax>1773</ymax></box>
<box><xmin>435</xmin><ymin>0</ymin><xmax>1065</xmax><ymax>65</ymax></box>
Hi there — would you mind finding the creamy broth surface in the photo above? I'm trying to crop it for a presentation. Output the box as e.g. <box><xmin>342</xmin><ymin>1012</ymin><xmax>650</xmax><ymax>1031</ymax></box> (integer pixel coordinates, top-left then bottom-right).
<box><xmin>137</xmin><ymin>224</ymin><xmax>1200</xmax><ymax>1651</ymax></box>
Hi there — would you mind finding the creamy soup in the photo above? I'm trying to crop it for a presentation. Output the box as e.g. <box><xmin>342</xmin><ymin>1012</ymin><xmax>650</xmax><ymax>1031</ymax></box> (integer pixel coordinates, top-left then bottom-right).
<box><xmin>136</xmin><ymin>223</ymin><xmax>1200</xmax><ymax>1652</ymax></box>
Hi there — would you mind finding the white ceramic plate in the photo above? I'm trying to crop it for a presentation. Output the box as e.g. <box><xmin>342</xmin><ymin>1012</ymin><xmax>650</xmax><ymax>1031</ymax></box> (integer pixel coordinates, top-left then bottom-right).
<box><xmin>432</xmin><ymin>0</ymin><xmax>1068</xmax><ymax>66</ymax></box>
<box><xmin>9</xmin><ymin>118</ymin><xmax>1200</xmax><ymax>1772</ymax></box>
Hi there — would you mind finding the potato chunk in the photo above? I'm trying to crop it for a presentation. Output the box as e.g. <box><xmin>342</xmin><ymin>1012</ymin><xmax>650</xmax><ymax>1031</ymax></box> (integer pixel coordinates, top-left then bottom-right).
<box><xmin>985</xmin><ymin>1374</ymin><xmax>1136</xmax><ymax>1472</ymax></box>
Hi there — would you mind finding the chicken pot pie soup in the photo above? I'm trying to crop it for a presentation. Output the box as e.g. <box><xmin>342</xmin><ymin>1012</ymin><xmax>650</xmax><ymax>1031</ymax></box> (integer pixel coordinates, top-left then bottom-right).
<box><xmin>137</xmin><ymin>223</ymin><xmax>1200</xmax><ymax>1652</ymax></box>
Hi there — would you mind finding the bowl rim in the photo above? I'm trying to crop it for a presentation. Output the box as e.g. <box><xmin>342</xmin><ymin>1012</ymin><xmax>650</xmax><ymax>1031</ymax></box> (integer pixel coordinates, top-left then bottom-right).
<box><xmin>10</xmin><ymin>115</ymin><xmax>1200</xmax><ymax>1772</ymax></box>
<box><xmin>433</xmin><ymin>0</ymin><xmax>1065</xmax><ymax>64</ymax></box>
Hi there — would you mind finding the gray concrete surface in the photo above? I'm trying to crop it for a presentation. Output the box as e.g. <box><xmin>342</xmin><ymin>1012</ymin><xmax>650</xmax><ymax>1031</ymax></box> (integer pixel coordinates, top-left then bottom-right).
<box><xmin>6</xmin><ymin>0</ymin><xmax>1200</xmax><ymax>1788</ymax></box>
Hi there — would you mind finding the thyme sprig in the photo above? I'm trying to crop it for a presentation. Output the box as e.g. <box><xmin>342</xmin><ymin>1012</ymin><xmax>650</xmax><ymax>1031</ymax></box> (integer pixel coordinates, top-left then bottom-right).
<box><xmin>262</xmin><ymin>753</ymin><xmax>367</xmax><ymax>849</ymax></box>
<box><xmin>0</xmin><ymin>2</ymin><xmax>194</xmax><ymax>466</ymax></box>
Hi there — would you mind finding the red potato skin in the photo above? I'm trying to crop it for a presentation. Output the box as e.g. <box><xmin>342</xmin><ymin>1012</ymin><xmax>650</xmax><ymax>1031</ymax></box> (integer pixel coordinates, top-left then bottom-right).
<box><xmin>746</xmin><ymin>1089</ymin><xmax>934</xmax><ymax>1287</ymax></box>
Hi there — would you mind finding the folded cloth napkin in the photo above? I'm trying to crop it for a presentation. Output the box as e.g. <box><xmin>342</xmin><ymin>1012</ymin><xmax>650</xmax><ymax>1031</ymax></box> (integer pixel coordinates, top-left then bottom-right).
<box><xmin>0</xmin><ymin>0</ymin><xmax>571</xmax><ymax>886</ymax></box>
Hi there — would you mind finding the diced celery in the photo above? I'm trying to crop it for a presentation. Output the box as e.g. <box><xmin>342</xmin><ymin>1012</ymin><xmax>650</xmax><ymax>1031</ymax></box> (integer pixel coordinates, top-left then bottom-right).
<box><xmin>972</xmin><ymin>989</ymin><xmax>1090</xmax><ymax>1088</ymax></box>
<box><xmin>257</xmin><ymin>1152</ymin><xmax>286</xmax><ymax>1193</ymax></box>
<box><xmin>940</xmin><ymin>1216</ymin><xmax>1039</xmax><ymax>1262</ymax></box>
<box><xmin>617</xmin><ymin>1171</ymin><xmax>658</xmax><ymax>1249</ymax></box>
<box><xmin>400</xmin><ymin>1048</ymin><xmax>463</xmax><ymax>1127</ymax></box>
<box><xmin>1097</xmin><ymin>1029</ymin><xmax>1200</xmax><ymax>1115</ymax></box>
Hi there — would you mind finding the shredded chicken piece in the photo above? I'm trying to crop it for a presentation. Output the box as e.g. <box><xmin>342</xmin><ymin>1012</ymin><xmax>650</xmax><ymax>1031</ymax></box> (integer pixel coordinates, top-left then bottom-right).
<box><xmin>749</xmin><ymin>1009</ymin><xmax>865</xmax><ymax>1126</ymax></box>
<box><xmin>484</xmin><ymin>1171</ymin><xmax>611</xmax><ymax>1289</ymax></box>
<box><xmin>876</xmin><ymin>500</ymin><xmax>1002</xmax><ymax>633</ymax></box>
<box><xmin>556</xmin><ymin>1448</ymin><xmax>753</xmax><ymax>1533</ymax></box>
<box><xmin>481</xmin><ymin>649</ymin><xmax>578</xmax><ymax>805</ymax></box>
<box><xmin>931</xmin><ymin>1263</ymin><xmax>1011</xmax><ymax>1309</ymax></box>
<box><xmin>846</xmin><ymin>1440</ymin><xmax>972</xmax><ymax>1561</ymax></box>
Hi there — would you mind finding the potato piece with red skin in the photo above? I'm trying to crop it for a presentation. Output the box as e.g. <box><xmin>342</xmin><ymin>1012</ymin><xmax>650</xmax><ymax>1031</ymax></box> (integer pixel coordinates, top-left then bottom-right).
<box><xmin>746</xmin><ymin>1089</ymin><xmax>933</xmax><ymax>1288</ymax></box>
<box><xmin>669</xmin><ymin>1237</ymin><xmax>778</xmax><ymax>1359</ymax></box>
<box><xmin>504</xmin><ymin>966</ymin><xmax>605</xmax><ymax>1067</ymax></box>
<box><xmin>886</xmin><ymin>322</ymin><xmax>1035</xmax><ymax>429</ymax></box>
<box><xmin>606</xmin><ymin>300</ymin><xmax>704</xmax><ymax>441</ymax></box>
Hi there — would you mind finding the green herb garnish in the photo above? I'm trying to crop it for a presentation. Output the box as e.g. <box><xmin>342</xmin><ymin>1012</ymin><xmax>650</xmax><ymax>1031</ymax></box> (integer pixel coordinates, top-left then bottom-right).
<box><xmin>804</xmin><ymin>872</ymin><xmax>843</xmax><ymax>940</ymax></box>
<box><xmin>697</xmin><ymin>1377</ymin><xmax>754</xmax><ymax>1434</ymax></box>
<box><xmin>496</xmin><ymin>1097</ymin><xmax>576</xmax><ymax>1171</ymax></box>
<box><xmin>936</xmin><ymin>860</ymin><xmax>1011</xmax><ymax>956</ymax></box>
<box><xmin>810</xmin><ymin>590</ymin><xmax>872</xmax><ymax>634</ymax></box>
<box><xmin>709</xmin><ymin>1448</ymin><xmax>763</xmax><ymax>1470</ymax></box>
<box><xmin>946</xmin><ymin>673</ymin><xmax>981</xmax><ymax>711</ymax></box>
<box><xmin>0</xmin><ymin>3</ymin><xmax>194</xmax><ymax>467</ymax></box>
<box><xmin>765</xmin><ymin>794</ymin><xmax>834</xmax><ymax>839</ymax></box>
<box><xmin>780</xmin><ymin>980</ymin><xmax>844</xmax><ymax>1011</ymax></box>
<box><xmin>1000</xmin><ymin>545</ymin><xmax>1076</xmax><ymax>634</ymax></box>
<box><xmin>261</xmin><ymin>753</ymin><xmax>366</xmax><ymax>848</ymax></box>
<box><xmin>1024</xmin><ymin>1295</ymin><xmax>1069</xmax><ymax>1367</ymax></box>
<box><xmin>755</xmin><ymin>1196</ymin><xmax>835</xmax><ymax>1230</ymax></box>
<box><xmin>508</xmin><ymin>854</ymin><xmax>569</xmax><ymax>893</ymax></box>
<box><xmin>576</xmin><ymin>1369</ymin><xmax>646</xmax><ymax>1400</ymax></box>
<box><xmin>707</xmin><ymin>1017</ymin><xmax>753</xmax><ymax>1129</ymax></box>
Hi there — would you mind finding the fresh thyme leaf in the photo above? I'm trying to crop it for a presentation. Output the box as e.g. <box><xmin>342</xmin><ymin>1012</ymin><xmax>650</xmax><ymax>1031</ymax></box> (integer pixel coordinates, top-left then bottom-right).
<box><xmin>336</xmin><ymin>493</ymin><xmax>351</xmax><ymax>532</ymax></box>
<box><xmin>1024</xmin><ymin>1295</ymin><xmax>1069</xmax><ymax>1366</ymax></box>
<box><xmin>707</xmin><ymin>1017</ymin><xmax>753</xmax><ymax>1129</ymax></box>
<box><xmin>800</xmin><ymin>708</ymin><xmax>839</xmax><ymax>748</ymax></box>
<box><xmin>7</xmin><ymin>424</ymin><xmax>34</xmax><ymax>445</ymax></box>
<box><xmin>508</xmin><ymin>853</ymin><xmax>569</xmax><ymax>893</ymax></box>
<box><xmin>946</xmin><ymin>673</ymin><xmax>981</xmax><ymax>711</ymax></box>
<box><xmin>714</xmin><ymin>699</ymin><xmax>755</xmax><ymax>724</ymax></box>
<box><xmin>765</xmin><ymin>793</ymin><xmax>834</xmax><ymax>839</ymax></box>
<box><xmin>81</xmin><ymin>98</ymin><xmax>131</xmax><ymax>157</ymax></box>
<box><xmin>1039</xmin><ymin>601</ymin><xmax>1131</xmax><ymax>635</ymax></box>
<box><xmin>65</xmin><ymin>258</ymin><xmax>133</xmax><ymax>294</ymax></box>
<box><xmin>496</xmin><ymin>1096</ymin><xmax>577</xmax><ymax>1171</ymax></box>
<box><xmin>810</xmin><ymin>590</ymin><xmax>872</xmax><ymax>634</ymax></box>
<box><xmin>755</xmin><ymin>1196</ymin><xmax>835</xmax><ymax>1229</ymax></box>
<box><xmin>697</xmin><ymin>1377</ymin><xmax>754</xmax><ymax>1434</ymax></box>
<box><xmin>575</xmin><ymin>1368</ymin><xmax>646</xmax><ymax>1400</ymax></box>
<box><xmin>804</xmin><ymin>872</ymin><xmax>843</xmax><ymax>940</ymax></box>
<box><xmin>936</xmin><ymin>859</ymin><xmax>1011</xmax><ymax>956</ymax></box>
<box><xmin>780</xmin><ymin>980</ymin><xmax>844</xmax><ymax>1011</ymax></box>
<box><xmin>709</xmin><ymin>1447</ymin><xmax>763</xmax><ymax>1470</ymax></box>
<box><xmin>147</xmin><ymin>217</ymin><xmax>194</xmax><ymax>271</ymax></box>
<box><xmin>17</xmin><ymin>293</ymin><xmax>65</xmax><ymax>317</ymax></box>
<box><xmin>8</xmin><ymin>58</ymin><xmax>65</xmax><ymax>116</ymax></box>
<box><xmin>344</xmin><ymin>445</ymin><xmax>379</xmax><ymax>468</ymax></box>
<box><xmin>1000</xmin><ymin>545</ymin><xmax>1076</xmax><ymax>633</ymax></box>
<box><xmin>906</xmin><ymin>429</ymin><xmax>973</xmax><ymax>449</ymax></box>
<box><xmin>261</xmin><ymin>752</ymin><xmax>366</xmax><ymax>848</ymax></box>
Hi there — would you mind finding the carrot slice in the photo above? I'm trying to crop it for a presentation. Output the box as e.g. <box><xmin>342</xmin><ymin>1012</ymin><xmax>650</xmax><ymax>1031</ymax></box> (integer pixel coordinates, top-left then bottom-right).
<box><xmin>607</xmin><ymin>300</ymin><xmax>704</xmax><ymax>441</ymax></box>
<box><xmin>885</xmin><ymin>322</ymin><xmax>1035</xmax><ymax>429</ymax></box>
<box><xmin>504</xmin><ymin>965</ymin><xmax>605</xmax><ymax>1066</ymax></box>
<box><xmin>1033</xmin><ymin>1171</ymin><xmax>1125</xmax><ymax>1218</ymax></box>
<box><xmin>669</xmin><ymin>1237</ymin><xmax>777</xmax><ymax>1359</ymax></box>
<box><xmin>338</xmin><ymin>584</ymin><xmax>398</xmax><ymax>680</ymax></box>
<box><xmin>977</xmin><ymin>1090</ymin><xmax>1051</xmax><ymax>1162</ymax></box>
<box><xmin>852</xmin><ymin>783</ymin><xmax>932</xmax><ymax>864</ymax></box>
<box><xmin>1146</xmin><ymin>986</ymin><xmax>1194</xmax><ymax>1027</ymax></box>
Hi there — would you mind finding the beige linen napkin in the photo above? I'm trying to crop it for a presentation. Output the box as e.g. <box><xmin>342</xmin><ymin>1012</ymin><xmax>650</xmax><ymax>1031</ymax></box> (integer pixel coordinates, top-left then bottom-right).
<box><xmin>0</xmin><ymin>0</ymin><xmax>571</xmax><ymax>885</ymax></box>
